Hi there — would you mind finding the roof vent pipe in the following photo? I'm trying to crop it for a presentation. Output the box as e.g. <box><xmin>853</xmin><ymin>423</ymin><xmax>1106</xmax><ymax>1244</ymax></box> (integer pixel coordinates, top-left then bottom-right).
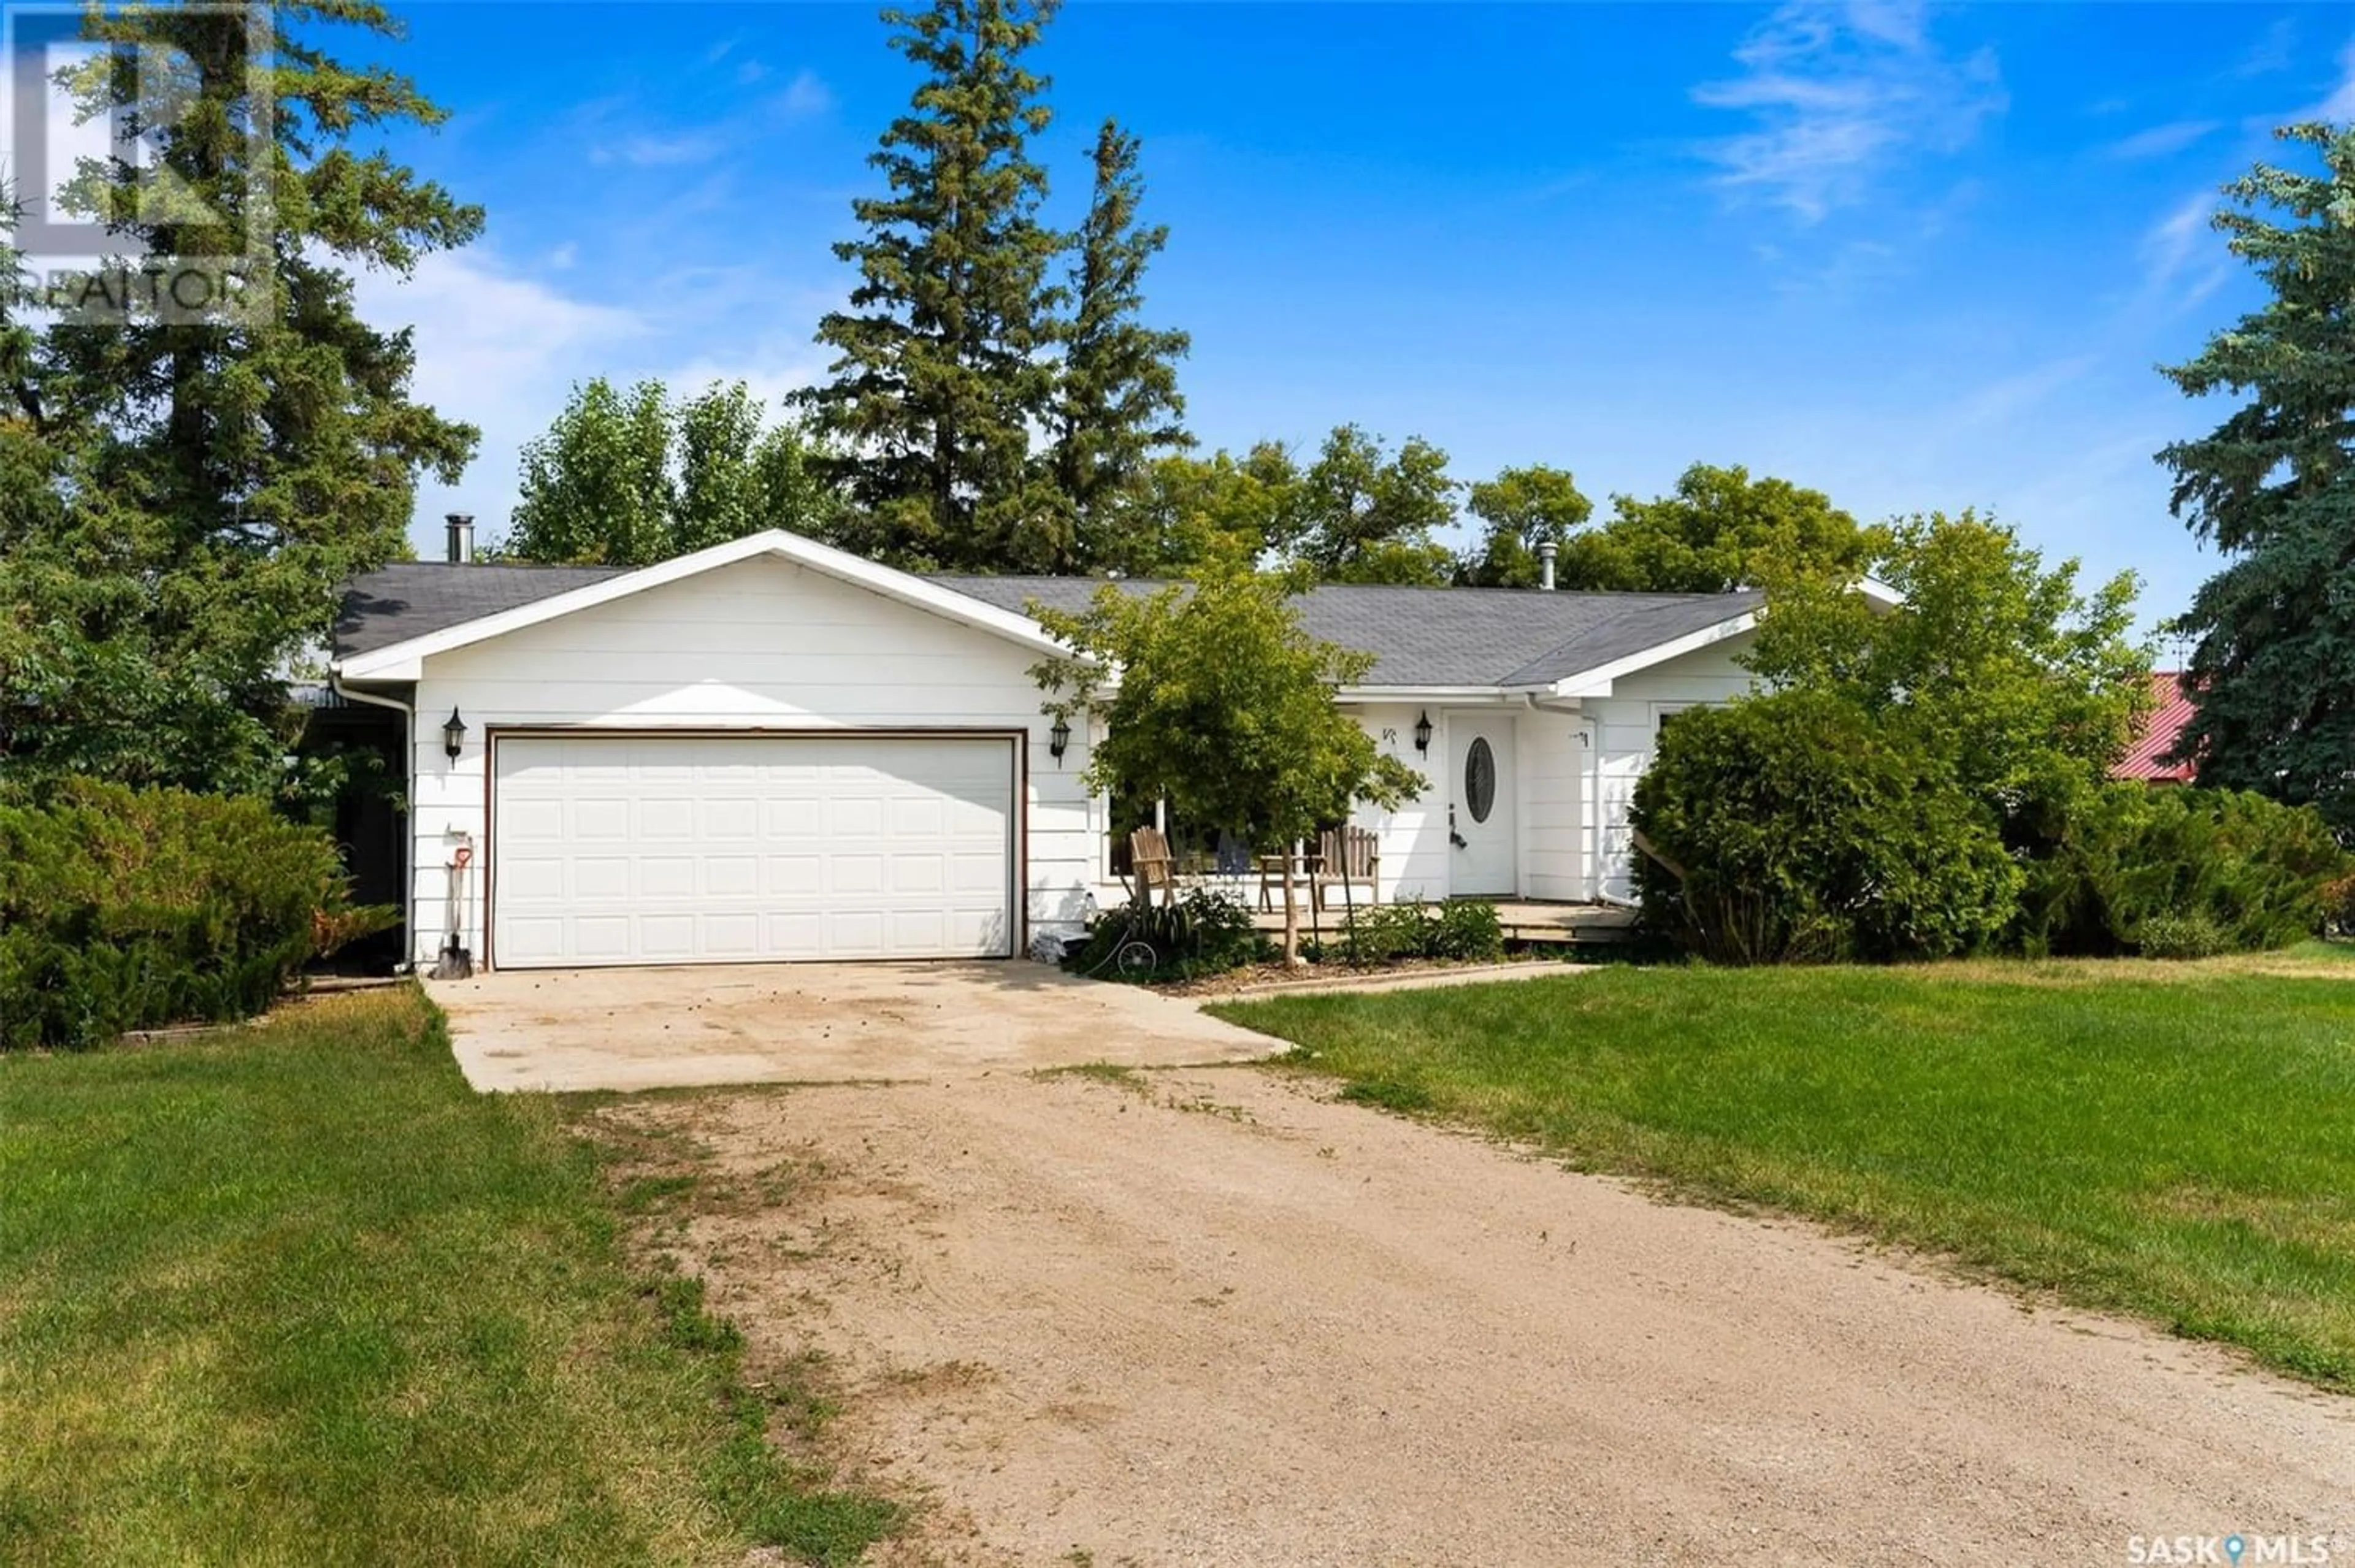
<box><xmin>1537</xmin><ymin>539</ymin><xmax>1557</xmax><ymax>592</ymax></box>
<box><xmin>445</xmin><ymin>513</ymin><xmax>475</xmax><ymax>565</ymax></box>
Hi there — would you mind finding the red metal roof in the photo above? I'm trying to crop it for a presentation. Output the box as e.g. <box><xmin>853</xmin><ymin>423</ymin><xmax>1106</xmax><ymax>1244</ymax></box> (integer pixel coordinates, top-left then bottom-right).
<box><xmin>2115</xmin><ymin>671</ymin><xmax>2198</xmax><ymax>782</ymax></box>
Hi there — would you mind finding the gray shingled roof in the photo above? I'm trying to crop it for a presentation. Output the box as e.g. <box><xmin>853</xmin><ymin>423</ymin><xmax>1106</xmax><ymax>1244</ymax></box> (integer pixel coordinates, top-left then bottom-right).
<box><xmin>335</xmin><ymin>560</ymin><xmax>1758</xmax><ymax>687</ymax></box>
<box><xmin>932</xmin><ymin>576</ymin><xmax>1761</xmax><ymax>687</ymax></box>
<box><xmin>336</xmin><ymin>562</ymin><xmax>625</xmax><ymax>657</ymax></box>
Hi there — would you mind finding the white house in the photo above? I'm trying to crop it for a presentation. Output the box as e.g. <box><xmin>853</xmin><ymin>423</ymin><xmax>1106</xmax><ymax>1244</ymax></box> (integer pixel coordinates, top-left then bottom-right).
<box><xmin>329</xmin><ymin>525</ymin><xmax>1778</xmax><ymax>972</ymax></box>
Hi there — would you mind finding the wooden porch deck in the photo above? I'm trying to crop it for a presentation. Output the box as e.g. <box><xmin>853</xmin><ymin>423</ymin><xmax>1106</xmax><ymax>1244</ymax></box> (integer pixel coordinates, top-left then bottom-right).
<box><xmin>1245</xmin><ymin>899</ymin><xmax>1638</xmax><ymax>946</ymax></box>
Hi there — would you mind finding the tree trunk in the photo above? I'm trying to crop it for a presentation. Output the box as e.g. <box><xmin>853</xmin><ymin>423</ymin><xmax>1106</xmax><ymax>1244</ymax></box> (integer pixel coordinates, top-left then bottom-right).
<box><xmin>1281</xmin><ymin>844</ymin><xmax>1305</xmax><ymax>966</ymax></box>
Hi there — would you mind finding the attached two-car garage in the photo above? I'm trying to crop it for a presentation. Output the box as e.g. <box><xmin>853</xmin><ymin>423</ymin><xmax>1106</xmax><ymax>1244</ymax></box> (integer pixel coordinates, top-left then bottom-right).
<box><xmin>489</xmin><ymin>733</ymin><xmax>1018</xmax><ymax>969</ymax></box>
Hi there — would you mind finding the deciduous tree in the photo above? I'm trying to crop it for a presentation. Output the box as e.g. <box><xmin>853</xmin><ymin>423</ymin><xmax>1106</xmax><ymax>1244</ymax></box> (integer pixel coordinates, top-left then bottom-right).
<box><xmin>1285</xmin><ymin>425</ymin><xmax>1457</xmax><ymax>585</ymax></box>
<box><xmin>502</xmin><ymin>378</ymin><xmax>845</xmax><ymax>566</ymax></box>
<box><xmin>1458</xmin><ymin>464</ymin><xmax>1592</xmax><ymax>587</ymax></box>
<box><xmin>1563</xmin><ymin>464</ymin><xmax>1872</xmax><ymax>593</ymax></box>
<box><xmin>1747</xmin><ymin>511</ymin><xmax>2151</xmax><ymax>839</ymax></box>
<box><xmin>1030</xmin><ymin>567</ymin><xmax>1423</xmax><ymax>961</ymax></box>
<box><xmin>506</xmin><ymin>378</ymin><xmax>673</xmax><ymax>565</ymax></box>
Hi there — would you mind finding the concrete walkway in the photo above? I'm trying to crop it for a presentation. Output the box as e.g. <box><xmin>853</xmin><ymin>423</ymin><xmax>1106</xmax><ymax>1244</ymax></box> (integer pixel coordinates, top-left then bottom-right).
<box><xmin>431</xmin><ymin>960</ymin><xmax>1275</xmax><ymax>1092</ymax></box>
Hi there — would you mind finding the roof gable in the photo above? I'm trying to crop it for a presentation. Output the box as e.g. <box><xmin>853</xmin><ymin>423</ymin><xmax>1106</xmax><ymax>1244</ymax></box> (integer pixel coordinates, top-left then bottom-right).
<box><xmin>332</xmin><ymin>530</ymin><xmax>1079</xmax><ymax>681</ymax></box>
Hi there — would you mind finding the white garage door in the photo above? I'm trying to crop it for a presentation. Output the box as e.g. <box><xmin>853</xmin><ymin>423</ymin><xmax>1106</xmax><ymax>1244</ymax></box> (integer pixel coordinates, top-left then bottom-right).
<box><xmin>491</xmin><ymin>734</ymin><xmax>1016</xmax><ymax>968</ymax></box>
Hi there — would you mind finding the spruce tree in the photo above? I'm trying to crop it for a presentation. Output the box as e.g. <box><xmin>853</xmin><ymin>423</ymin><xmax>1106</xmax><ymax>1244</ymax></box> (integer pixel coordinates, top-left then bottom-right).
<box><xmin>6</xmin><ymin>0</ymin><xmax>479</xmax><ymax>798</ymax></box>
<box><xmin>802</xmin><ymin>0</ymin><xmax>1062</xmax><ymax>572</ymax></box>
<box><xmin>1051</xmin><ymin>118</ymin><xmax>1190</xmax><ymax>572</ymax></box>
<box><xmin>2160</xmin><ymin>123</ymin><xmax>2355</xmax><ymax>835</ymax></box>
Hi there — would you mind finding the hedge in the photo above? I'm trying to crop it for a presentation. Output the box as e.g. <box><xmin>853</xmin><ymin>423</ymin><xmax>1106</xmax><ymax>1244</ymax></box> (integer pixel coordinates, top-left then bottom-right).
<box><xmin>1633</xmin><ymin>692</ymin><xmax>2351</xmax><ymax>966</ymax></box>
<box><xmin>2014</xmin><ymin>781</ymin><xmax>2349</xmax><ymax>957</ymax></box>
<box><xmin>0</xmin><ymin>779</ymin><xmax>397</xmax><ymax>1049</ymax></box>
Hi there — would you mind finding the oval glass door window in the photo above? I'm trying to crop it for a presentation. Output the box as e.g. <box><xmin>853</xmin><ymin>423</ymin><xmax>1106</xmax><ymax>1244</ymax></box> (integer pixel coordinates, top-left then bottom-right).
<box><xmin>1464</xmin><ymin>736</ymin><xmax>1497</xmax><ymax>824</ymax></box>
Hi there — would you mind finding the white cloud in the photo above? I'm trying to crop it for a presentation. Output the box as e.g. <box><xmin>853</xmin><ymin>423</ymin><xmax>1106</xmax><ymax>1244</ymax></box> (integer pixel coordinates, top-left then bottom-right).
<box><xmin>590</xmin><ymin>132</ymin><xmax>726</xmax><ymax>169</ymax></box>
<box><xmin>2317</xmin><ymin>36</ymin><xmax>2355</xmax><ymax>121</ymax></box>
<box><xmin>1950</xmin><ymin>355</ymin><xmax>2096</xmax><ymax>429</ymax></box>
<box><xmin>353</xmin><ymin>250</ymin><xmax>648</xmax><ymax>552</ymax></box>
<box><xmin>2235</xmin><ymin>17</ymin><xmax>2297</xmax><ymax>78</ymax></box>
<box><xmin>2140</xmin><ymin>189</ymin><xmax>2229</xmax><ymax>312</ymax></box>
<box><xmin>656</xmin><ymin>354</ymin><xmax>827</xmax><ymax>424</ymax></box>
<box><xmin>775</xmin><ymin>69</ymin><xmax>833</xmax><ymax>120</ymax></box>
<box><xmin>2104</xmin><ymin>120</ymin><xmax>2220</xmax><ymax>161</ymax></box>
<box><xmin>353</xmin><ymin>248</ymin><xmax>846</xmax><ymax>553</ymax></box>
<box><xmin>1693</xmin><ymin>0</ymin><xmax>2006</xmax><ymax>223</ymax></box>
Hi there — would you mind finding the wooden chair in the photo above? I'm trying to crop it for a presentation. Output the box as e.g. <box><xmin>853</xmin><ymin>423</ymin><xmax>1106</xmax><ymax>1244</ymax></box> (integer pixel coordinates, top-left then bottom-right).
<box><xmin>1256</xmin><ymin>843</ymin><xmax>1322</xmax><ymax>912</ymax></box>
<box><xmin>1315</xmin><ymin>826</ymin><xmax>1381</xmax><ymax>911</ymax></box>
<box><xmin>1129</xmin><ymin>826</ymin><xmax>1178</xmax><ymax>908</ymax></box>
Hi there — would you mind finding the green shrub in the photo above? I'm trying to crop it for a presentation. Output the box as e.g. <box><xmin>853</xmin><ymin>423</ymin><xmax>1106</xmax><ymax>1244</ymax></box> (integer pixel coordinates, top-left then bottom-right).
<box><xmin>1430</xmin><ymin>899</ymin><xmax>1504</xmax><ymax>962</ymax></box>
<box><xmin>1631</xmin><ymin>692</ymin><xmax>2022</xmax><ymax>965</ymax></box>
<box><xmin>2323</xmin><ymin>872</ymin><xmax>2355</xmax><ymax>938</ymax></box>
<box><xmin>1330</xmin><ymin>901</ymin><xmax>1431</xmax><ymax>966</ymax></box>
<box><xmin>2133</xmin><ymin>909</ymin><xmax>2234</xmax><ymax>960</ymax></box>
<box><xmin>1069</xmin><ymin>888</ymin><xmax>1268</xmax><ymax>981</ymax></box>
<box><xmin>0</xmin><ymin>779</ymin><xmax>395</xmax><ymax>1049</ymax></box>
<box><xmin>2013</xmin><ymin>782</ymin><xmax>2349</xmax><ymax>957</ymax></box>
<box><xmin>1326</xmin><ymin>899</ymin><xmax>1504</xmax><ymax>966</ymax></box>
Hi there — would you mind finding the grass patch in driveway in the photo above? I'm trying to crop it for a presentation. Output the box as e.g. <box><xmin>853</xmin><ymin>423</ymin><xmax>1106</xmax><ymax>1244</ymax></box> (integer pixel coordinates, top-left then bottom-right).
<box><xmin>0</xmin><ymin>986</ymin><xmax>895</xmax><ymax>1566</ymax></box>
<box><xmin>1214</xmin><ymin>958</ymin><xmax>2355</xmax><ymax>1389</ymax></box>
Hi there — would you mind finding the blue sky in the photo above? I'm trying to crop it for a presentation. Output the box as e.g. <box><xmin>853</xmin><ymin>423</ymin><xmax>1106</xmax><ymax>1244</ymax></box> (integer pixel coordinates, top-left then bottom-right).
<box><xmin>359</xmin><ymin>1</ymin><xmax>2355</xmax><ymax>640</ymax></box>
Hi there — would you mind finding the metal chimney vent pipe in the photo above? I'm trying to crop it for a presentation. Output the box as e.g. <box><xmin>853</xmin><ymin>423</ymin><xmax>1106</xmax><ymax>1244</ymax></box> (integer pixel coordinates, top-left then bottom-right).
<box><xmin>445</xmin><ymin>513</ymin><xmax>475</xmax><ymax>564</ymax></box>
<box><xmin>1537</xmin><ymin>539</ymin><xmax>1558</xmax><ymax>591</ymax></box>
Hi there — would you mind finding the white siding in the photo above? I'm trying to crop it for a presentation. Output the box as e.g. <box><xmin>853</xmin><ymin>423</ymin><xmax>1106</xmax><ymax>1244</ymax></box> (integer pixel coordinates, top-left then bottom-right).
<box><xmin>1584</xmin><ymin>631</ymin><xmax>1760</xmax><ymax>901</ymax></box>
<box><xmin>402</xmin><ymin>554</ymin><xmax>1094</xmax><ymax>968</ymax></box>
<box><xmin>1519</xmin><ymin>708</ymin><xmax>1587</xmax><ymax>903</ymax></box>
<box><xmin>1333</xmin><ymin>703</ymin><xmax>1441</xmax><ymax>901</ymax></box>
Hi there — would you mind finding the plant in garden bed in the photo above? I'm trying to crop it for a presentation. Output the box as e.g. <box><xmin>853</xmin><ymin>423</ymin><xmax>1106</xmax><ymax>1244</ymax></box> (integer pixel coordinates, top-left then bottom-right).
<box><xmin>1318</xmin><ymin>900</ymin><xmax>1506</xmax><ymax>968</ymax></box>
<box><xmin>1068</xmin><ymin>888</ymin><xmax>1271</xmax><ymax>982</ymax></box>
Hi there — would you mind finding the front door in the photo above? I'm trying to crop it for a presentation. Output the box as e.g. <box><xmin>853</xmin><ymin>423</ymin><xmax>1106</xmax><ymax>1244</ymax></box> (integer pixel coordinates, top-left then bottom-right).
<box><xmin>1448</xmin><ymin>713</ymin><xmax>1517</xmax><ymax>897</ymax></box>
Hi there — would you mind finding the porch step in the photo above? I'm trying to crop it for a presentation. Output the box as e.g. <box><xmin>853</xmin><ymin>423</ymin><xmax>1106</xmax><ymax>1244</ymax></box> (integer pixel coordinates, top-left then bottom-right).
<box><xmin>1245</xmin><ymin>900</ymin><xmax>1637</xmax><ymax>946</ymax></box>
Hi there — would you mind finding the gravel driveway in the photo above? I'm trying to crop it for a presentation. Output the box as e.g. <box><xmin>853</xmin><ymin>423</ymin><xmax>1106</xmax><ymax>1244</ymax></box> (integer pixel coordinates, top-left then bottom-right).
<box><xmin>433</xmin><ymin>960</ymin><xmax>1270</xmax><ymax>1092</ymax></box>
<box><xmin>602</xmin><ymin>1063</ymin><xmax>2354</xmax><ymax>1567</ymax></box>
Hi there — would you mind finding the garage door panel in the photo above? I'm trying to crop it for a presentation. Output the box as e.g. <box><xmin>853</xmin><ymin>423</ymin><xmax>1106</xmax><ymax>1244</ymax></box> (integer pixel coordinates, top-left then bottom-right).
<box><xmin>766</xmin><ymin>854</ymin><xmax>822</xmax><ymax>895</ymax></box>
<box><xmin>493</xmin><ymin>735</ymin><xmax>1015</xmax><ymax>968</ymax></box>
<box><xmin>890</xmin><ymin>855</ymin><xmax>945</xmax><ymax>894</ymax></box>
<box><xmin>702</xmin><ymin>798</ymin><xmax>760</xmax><ymax>839</ymax></box>
<box><xmin>705</xmin><ymin>855</ymin><xmax>759</xmax><ymax>897</ymax></box>
<box><xmin>702</xmin><ymin>912</ymin><xmax>760</xmax><ymax>954</ymax></box>
<box><xmin>829</xmin><ymin>798</ymin><xmax>884</xmax><ymax>836</ymax></box>
<box><xmin>574</xmin><ymin>857</ymin><xmax>631</xmax><ymax>899</ymax></box>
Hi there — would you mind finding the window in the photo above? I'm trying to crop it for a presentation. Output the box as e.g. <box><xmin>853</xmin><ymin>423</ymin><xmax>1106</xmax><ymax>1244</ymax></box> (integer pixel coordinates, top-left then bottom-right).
<box><xmin>1463</xmin><ymin>736</ymin><xmax>1498</xmax><ymax>824</ymax></box>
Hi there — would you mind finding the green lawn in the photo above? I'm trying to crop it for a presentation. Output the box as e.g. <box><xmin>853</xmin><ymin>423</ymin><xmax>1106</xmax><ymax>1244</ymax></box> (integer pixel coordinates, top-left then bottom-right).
<box><xmin>0</xmin><ymin>987</ymin><xmax>894</xmax><ymax>1567</ymax></box>
<box><xmin>1214</xmin><ymin>958</ymin><xmax>2355</xmax><ymax>1388</ymax></box>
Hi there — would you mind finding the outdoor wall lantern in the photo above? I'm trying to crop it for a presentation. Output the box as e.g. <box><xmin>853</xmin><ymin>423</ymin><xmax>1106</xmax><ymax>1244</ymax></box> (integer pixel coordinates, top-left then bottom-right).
<box><xmin>1414</xmin><ymin>710</ymin><xmax>1433</xmax><ymax>756</ymax></box>
<box><xmin>1049</xmin><ymin>716</ymin><xmax>1071</xmax><ymax>763</ymax></box>
<box><xmin>442</xmin><ymin>706</ymin><xmax>468</xmax><ymax>761</ymax></box>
